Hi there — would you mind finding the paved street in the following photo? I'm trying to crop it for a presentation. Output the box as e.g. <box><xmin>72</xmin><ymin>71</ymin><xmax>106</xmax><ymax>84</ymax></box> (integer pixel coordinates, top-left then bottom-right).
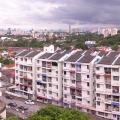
<box><xmin>0</xmin><ymin>95</ymin><xmax>46</xmax><ymax>119</ymax></box>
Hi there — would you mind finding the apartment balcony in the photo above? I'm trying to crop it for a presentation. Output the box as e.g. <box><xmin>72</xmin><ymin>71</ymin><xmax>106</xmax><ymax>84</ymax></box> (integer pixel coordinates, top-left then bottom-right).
<box><xmin>76</xmin><ymin>82</ymin><xmax>82</xmax><ymax>89</ymax></box>
<box><xmin>70</xmin><ymin>85</ymin><xmax>76</xmax><ymax>90</ymax></box>
<box><xmin>105</xmin><ymin>108</ymin><xmax>111</xmax><ymax>112</ymax></box>
<box><xmin>46</xmin><ymin>62</ymin><xmax>52</xmax><ymax>68</ymax></box>
<box><xmin>70</xmin><ymin>75</ymin><xmax>76</xmax><ymax>80</ymax></box>
<box><xmin>96</xmin><ymin>97</ymin><xmax>102</xmax><ymax>101</ymax></box>
<box><xmin>76</xmin><ymin>65</ymin><xmax>81</xmax><ymax>72</ymax></box>
<box><xmin>105</xmin><ymin>99</ymin><xmax>111</xmax><ymax>104</ymax></box>
<box><xmin>104</xmin><ymin>68</ymin><xmax>111</xmax><ymax>74</ymax></box>
<box><xmin>76</xmin><ymin>73</ymin><xmax>81</xmax><ymax>81</ymax></box>
<box><xmin>112</xmin><ymin>89</ymin><xmax>120</xmax><ymax>96</ymax></box>
<box><xmin>112</xmin><ymin>107</ymin><xmax>119</xmax><ymax>114</ymax></box>
<box><xmin>76</xmin><ymin>91</ymin><xmax>82</xmax><ymax>98</ymax></box>
<box><xmin>42</xmin><ymin>63</ymin><xmax>46</xmax><ymax>68</ymax></box>
<box><xmin>105</xmin><ymin>79</ymin><xmax>111</xmax><ymax>84</ymax></box>
<box><xmin>113</xmin><ymin>98</ymin><xmax>119</xmax><ymax>102</ymax></box>
<box><xmin>70</xmin><ymin>89</ymin><xmax>75</xmax><ymax>95</ymax></box>
<box><xmin>104</xmin><ymin>73</ymin><xmax>111</xmax><ymax>77</ymax></box>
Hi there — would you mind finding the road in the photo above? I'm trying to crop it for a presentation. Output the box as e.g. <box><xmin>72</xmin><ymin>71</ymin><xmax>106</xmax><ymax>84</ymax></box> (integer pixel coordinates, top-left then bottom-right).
<box><xmin>0</xmin><ymin>95</ymin><xmax>46</xmax><ymax>119</ymax></box>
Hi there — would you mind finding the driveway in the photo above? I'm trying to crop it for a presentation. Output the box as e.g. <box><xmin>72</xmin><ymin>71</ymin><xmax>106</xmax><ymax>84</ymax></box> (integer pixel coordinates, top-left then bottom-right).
<box><xmin>0</xmin><ymin>95</ymin><xmax>46</xmax><ymax>119</ymax></box>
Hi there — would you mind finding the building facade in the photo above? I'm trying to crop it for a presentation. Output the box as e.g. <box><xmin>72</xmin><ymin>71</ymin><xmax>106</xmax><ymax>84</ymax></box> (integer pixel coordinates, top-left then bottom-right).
<box><xmin>13</xmin><ymin>46</ymin><xmax>120</xmax><ymax>120</ymax></box>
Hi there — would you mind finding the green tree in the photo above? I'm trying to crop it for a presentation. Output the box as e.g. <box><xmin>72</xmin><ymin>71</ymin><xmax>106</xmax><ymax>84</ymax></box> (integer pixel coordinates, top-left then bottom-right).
<box><xmin>6</xmin><ymin>116</ymin><xmax>18</xmax><ymax>120</ymax></box>
<box><xmin>26</xmin><ymin>105</ymin><xmax>90</xmax><ymax>120</ymax></box>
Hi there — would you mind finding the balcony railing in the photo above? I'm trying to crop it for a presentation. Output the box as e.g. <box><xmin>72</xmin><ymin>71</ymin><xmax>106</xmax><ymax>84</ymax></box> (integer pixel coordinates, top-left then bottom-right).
<box><xmin>112</xmin><ymin>90</ymin><xmax>119</xmax><ymax>94</ymax></box>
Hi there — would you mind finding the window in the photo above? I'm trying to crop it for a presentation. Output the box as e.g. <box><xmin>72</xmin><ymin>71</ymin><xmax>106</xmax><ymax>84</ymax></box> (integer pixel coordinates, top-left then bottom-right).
<box><xmin>72</xmin><ymin>96</ymin><xmax>75</xmax><ymax>99</ymax></box>
<box><xmin>72</xmin><ymin>80</ymin><xmax>75</xmax><ymax>84</ymax></box>
<box><xmin>21</xmin><ymin>58</ymin><xmax>23</xmax><ymax>61</ymax></box>
<box><xmin>87</xmin><ymin>101</ymin><xmax>90</xmax><ymax>104</ymax></box>
<box><xmin>49</xmin><ymin>91</ymin><xmax>52</xmax><ymax>94</ymax></box>
<box><xmin>37</xmin><ymin>60</ymin><xmax>39</xmax><ymax>63</ymax></box>
<box><xmin>87</xmin><ymin>65</ymin><xmax>89</xmax><ymax>69</ymax></box>
<box><xmin>37</xmin><ymin>74</ymin><xmax>40</xmax><ymax>78</ymax></box>
<box><xmin>96</xmin><ymin>93</ymin><xmax>100</xmax><ymax>97</ymax></box>
<box><xmin>64</xmin><ymin>94</ymin><xmax>67</xmax><ymax>98</ymax></box>
<box><xmin>97</xmin><ymin>84</ymin><xmax>100</xmax><ymax>88</ymax></box>
<box><xmin>112</xmin><ymin>68</ymin><xmax>119</xmax><ymax>72</ymax></box>
<box><xmin>64</xmin><ymin>71</ymin><xmax>66</xmax><ymax>75</ymax></box>
<box><xmin>49</xmin><ymin>83</ymin><xmax>52</xmax><ymax>87</ymax></box>
<box><xmin>56</xmin><ymin>78</ymin><xmax>58</xmax><ymax>81</ymax></box>
<box><xmin>113</xmin><ymin>76</ymin><xmax>119</xmax><ymax>81</ymax></box>
<box><xmin>87</xmin><ymin>91</ymin><xmax>90</xmax><ymax>95</ymax></box>
<box><xmin>71</xmin><ymin>64</ymin><xmax>75</xmax><ymax>68</ymax></box>
<box><xmin>87</xmin><ymin>82</ymin><xmax>90</xmax><ymax>87</ymax></box>
<box><xmin>48</xmin><ymin>69</ymin><xmax>51</xmax><ymax>72</ymax></box>
<box><xmin>25</xmin><ymin>58</ymin><xmax>27</xmax><ymax>62</ymax></box>
<box><xmin>96</xmin><ymin>67</ymin><xmax>100</xmax><ymax>70</ymax></box>
<box><xmin>56</xmin><ymin>85</ymin><xmax>58</xmax><ymax>89</ymax></box>
<box><xmin>64</xmin><ymin>87</ymin><xmax>67</xmax><ymax>90</ymax></box>
<box><xmin>96</xmin><ymin>75</ymin><xmax>100</xmax><ymax>79</ymax></box>
<box><xmin>64</xmin><ymin>79</ymin><xmax>67</xmax><ymax>83</ymax></box>
<box><xmin>37</xmin><ymin>67</ymin><xmax>40</xmax><ymax>70</ymax></box>
<box><xmin>87</xmin><ymin>75</ymin><xmax>89</xmax><ymax>78</ymax></box>
<box><xmin>106</xmin><ymin>84</ymin><xmax>111</xmax><ymax>89</ymax></box>
<box><xmin>97</xmin><ymin>101</ymin><xmax>100</xmax><ymax>105</ymax></box>
<box><xmin>77</xmin><ymin>98</ymin><xmax>82</xmax><ymax>101</ymax></box>
<box><xmin>56</xmin><ymin>93</ymin><xmax>58</xmax><ymax>96</ymax></box>
<box><xmin>52</xmin><ymin>62</ymin><xmax>58</xmax><ymax>66</ymax></box>
<box><xmin>64</xmin><ymin>63</ymin><xmax>66</xmax><ymax>67</ymax></box>
<box><xmin>38</xmin><ymin>89</ymin><xmax>40</xmax><ymax>92</ymax></box>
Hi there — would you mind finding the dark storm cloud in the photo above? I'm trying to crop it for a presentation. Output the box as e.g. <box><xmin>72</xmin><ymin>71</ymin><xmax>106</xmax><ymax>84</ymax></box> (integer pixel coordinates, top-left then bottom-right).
<box><xmin>38</xmin><ymin>0</ymin><xmax>120</xmax><ymax>25</ymax></box>
<box><xmin>0</xmin><ymin>0</ymin><xmax>120</xmax><ymax>28</ymax></box>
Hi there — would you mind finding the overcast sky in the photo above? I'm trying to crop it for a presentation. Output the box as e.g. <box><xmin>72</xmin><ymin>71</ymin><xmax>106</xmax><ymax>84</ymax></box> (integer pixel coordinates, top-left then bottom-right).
<box><xmin>0</xmin><ymin>0</ymin><xmax>119</xmax><ymax>29</ymax></box>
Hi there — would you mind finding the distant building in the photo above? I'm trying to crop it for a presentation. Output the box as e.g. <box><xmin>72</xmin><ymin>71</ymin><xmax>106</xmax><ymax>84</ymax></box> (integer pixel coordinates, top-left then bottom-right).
<box><xmin>85</xmin><ymin>41</ymin><xmax>96</xmax><ymax>48</ymax></box>
<box><xmin>98</xmin><ymin>27</ymin><xmax>118</xmax><ymax>37</ymax></box>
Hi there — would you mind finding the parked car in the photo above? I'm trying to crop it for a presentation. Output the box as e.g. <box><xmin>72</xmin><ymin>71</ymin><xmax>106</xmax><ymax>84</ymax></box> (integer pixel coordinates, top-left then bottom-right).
<box><xmin>7</xmin><ymin>102</ymin><xmax>17</xmax><ymax>108</ymax></box>
<box><xmin>5</xmin><ymin>95</ymin><xmax>13</xmax><ymax>100</ymax></box>
<box><xmin>25</xmin><ymin>100</ymin><xmax>35</xmax><ymax>105</ymax></box>
<box><xmin>17</xmin><ymin>106</ymin><xmax>28</xmax><ymax>113</ymax></box>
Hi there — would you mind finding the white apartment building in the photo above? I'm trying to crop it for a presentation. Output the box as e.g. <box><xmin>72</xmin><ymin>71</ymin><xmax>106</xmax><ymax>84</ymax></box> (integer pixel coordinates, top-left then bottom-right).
<box><xmin>95</xmin><ymin>51</ymin><xmax>120</xmax><ymax>120</ymax></box>
<box><xmin>35</xmin><ymin>49</ymin><xmax>74</xmax><ymax>105</ymax></box>
<box><xmin>98</xmin><ymin>28</ymin><xmax>118</xmax><ymax>37</ymax></box>
<box><xmin>15</xmin><ymin>50</ymin><xmax>45</xmax><ymax>99</ymax></box>
<box><xmin>13</xmin><ymin>45</ymin><xmax>120</xmax><ymax>120</ymax></box>
<box><xmin>63</xmin><ymin>50</ymin><xmax>104</xmax><ymax>112</ymax></box>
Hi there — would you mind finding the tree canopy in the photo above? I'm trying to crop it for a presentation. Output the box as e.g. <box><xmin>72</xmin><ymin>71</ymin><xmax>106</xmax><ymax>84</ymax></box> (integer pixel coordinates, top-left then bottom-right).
<box><xmin>27</xmin><ymin>105</ymin><xmax>90</xmax><ymax>120</ymax></box>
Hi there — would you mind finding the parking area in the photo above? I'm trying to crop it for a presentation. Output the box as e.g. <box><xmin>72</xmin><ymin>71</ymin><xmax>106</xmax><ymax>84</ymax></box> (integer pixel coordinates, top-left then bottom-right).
<box><xmin>0</xmin><ymin>95</ymin><xmax>46</xmax><ymax>119</ymax></box>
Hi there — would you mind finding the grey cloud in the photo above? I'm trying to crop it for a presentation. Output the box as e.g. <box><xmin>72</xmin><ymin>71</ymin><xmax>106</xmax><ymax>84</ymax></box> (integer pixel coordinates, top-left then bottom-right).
<box><xmin>1</xmin><ymin>0</ymin><xmax>120</xmax><ymax>28</ymax></box>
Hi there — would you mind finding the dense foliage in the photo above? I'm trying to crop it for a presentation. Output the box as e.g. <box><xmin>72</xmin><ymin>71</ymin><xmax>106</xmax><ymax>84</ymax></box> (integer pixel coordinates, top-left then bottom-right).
<box><xmin>26</xmin><ymin>105</ymin><xmax>90</xmax><ymax>120</ymax></box>
<box><xmin>1</xmin><ymin>33</ymin><xmax>120</xmax><ymax>50</ymax></box>
<box><xmin>0</xmin><ymin>57</ymin><xmax>14</xmax><ymax>65</ymax></box>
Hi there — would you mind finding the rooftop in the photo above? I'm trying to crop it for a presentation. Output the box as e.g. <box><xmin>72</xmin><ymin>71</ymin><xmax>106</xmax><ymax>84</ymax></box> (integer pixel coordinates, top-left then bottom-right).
<box><xmin>78</xmin><ymin>54</ymin><xmax>95</xmax><ymax>63</ymax></box>
<box><xmin>114</xmin><ymin>56</ymin><xmax>120</xmax><ymax>65</ymax></box>
<box><xmin>16</xmin><ymin>50</ymin><xmax>30</xmax><ymax>57</ymax></box>
<box><xmin>98</xmin><ymin>51</ymin><xmax>119</xmax><ymax>65</ymax></box>
<box><xmin>25</xmin><ymin>51</ymin><xmax>40</xmax><ymax>57</ymax></box>
<box><xmin>49</xmin><ymin>50</ymin><xmax>72</xmax><ymax>60</ymax></box>
<box><xmin>39</xmin><ymin>53</ymin><xmax>53</xmax><ymax>59</ymax></box>
<box><xmin>65</xmin><ymin>51</ymin><xmax>83</xmax><ymax>62</ymax></box>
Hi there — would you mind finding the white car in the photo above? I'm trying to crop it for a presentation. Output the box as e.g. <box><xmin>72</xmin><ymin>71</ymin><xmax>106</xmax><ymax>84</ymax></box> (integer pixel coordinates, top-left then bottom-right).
<box><xmin>25</xmin><ymin>100</ymin><xmax>35</xmax><ymax>105</ymax></box>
